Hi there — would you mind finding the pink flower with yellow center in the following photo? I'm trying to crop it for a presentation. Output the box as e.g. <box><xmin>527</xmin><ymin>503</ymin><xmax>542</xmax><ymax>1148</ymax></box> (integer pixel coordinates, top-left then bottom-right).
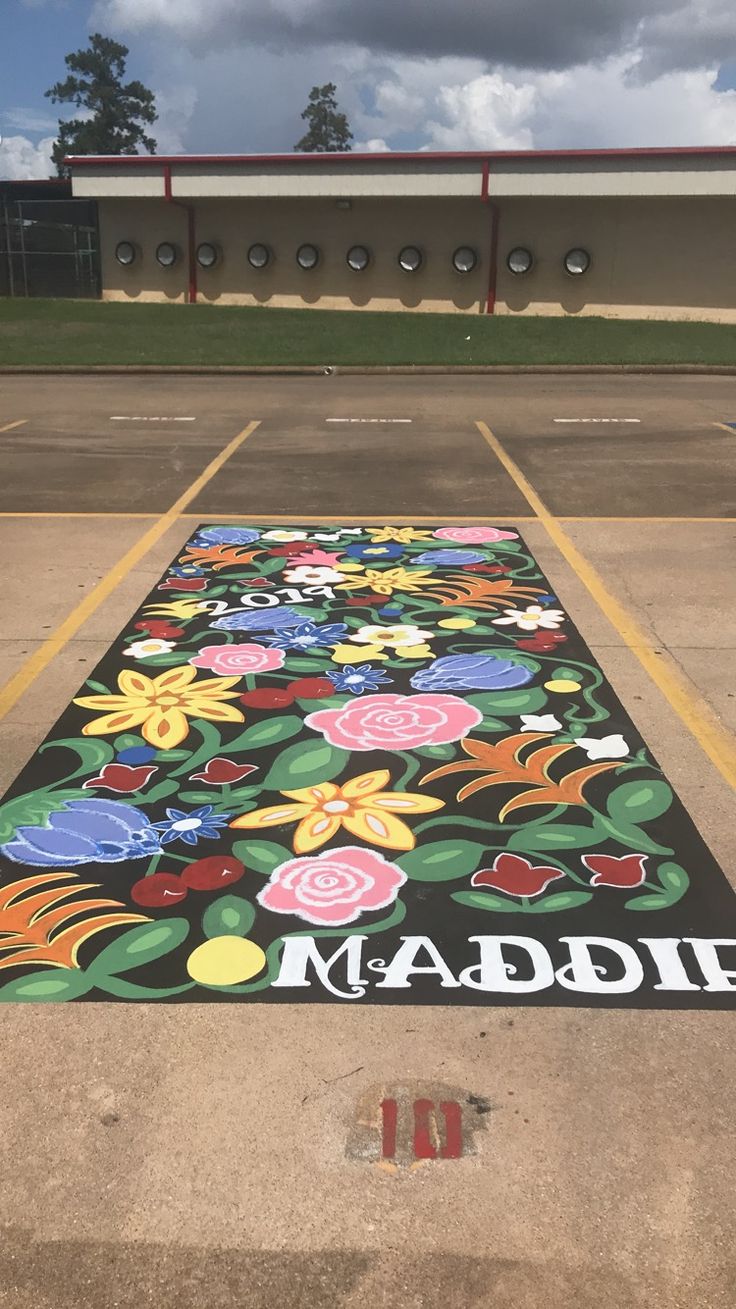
<box><xmin>230</xmin><ymin>768</ymin><xmax>444</xmax><ymax>853</ymax></box>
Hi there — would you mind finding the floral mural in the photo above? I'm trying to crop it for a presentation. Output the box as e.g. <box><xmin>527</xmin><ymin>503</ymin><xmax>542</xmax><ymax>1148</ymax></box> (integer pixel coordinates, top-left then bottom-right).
<box><xmin>0</xmin><ymin>522</ymin><xmax>733</xmax><ymax>1007</ymax></box>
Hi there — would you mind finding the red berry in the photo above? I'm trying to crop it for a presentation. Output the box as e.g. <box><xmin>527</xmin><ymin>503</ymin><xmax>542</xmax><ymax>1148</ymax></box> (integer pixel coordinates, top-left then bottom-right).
<box><xmin>287</xmin><ymin>676</ymin><xmax>335</xmax><ymax>699</ymax></box>
<box><xmin>239</xmin><ymin>688</ymin><xmax>295</xmax><ymax>709</ymax></box>
<box><xmin>181</xmin><ymin>855</ymin><xmax>246</xmax><ymax>891</ymax></box>
<box><xmin>131</xmin><ymin>873</ymin><xmax>188</xmax><ymax>907</ymax></box>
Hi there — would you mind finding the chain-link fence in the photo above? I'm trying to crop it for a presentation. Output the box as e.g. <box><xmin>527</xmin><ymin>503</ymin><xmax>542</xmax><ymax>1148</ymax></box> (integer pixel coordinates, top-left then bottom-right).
<box><xmin>0</xmin><ymin>196</ymin><xmax>100</xmax><ymax>299</ymax></box>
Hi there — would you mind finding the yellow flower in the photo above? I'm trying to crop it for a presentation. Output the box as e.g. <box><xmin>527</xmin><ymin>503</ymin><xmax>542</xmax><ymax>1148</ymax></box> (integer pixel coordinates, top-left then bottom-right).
<box><xmin>331</xmin><ymin>642</ymin><xmax>387</xmax><ymax>663</ymax></box>
<box><xmin>74</xmin><ymin>665</ymin><xmax>244</xmax><ymax>749</ymax></box>
<box><xmin>143</xmin><ymin>598</ymin><xmax>209</xmax><ymax>620</ymax></box>
<box><xmin>337</xmin><ymin>566</ymin><xmax>436</xmax><ymax>597</ymax></box>
<box><xmin>368</xmin><ymin>527</ymin><xmax>434</xmax><ymax>544</ymax></box>
<box><xmin>231</xmin><ymin>769</ymin><xmax>444</xmax><ymax>853</ymax></box>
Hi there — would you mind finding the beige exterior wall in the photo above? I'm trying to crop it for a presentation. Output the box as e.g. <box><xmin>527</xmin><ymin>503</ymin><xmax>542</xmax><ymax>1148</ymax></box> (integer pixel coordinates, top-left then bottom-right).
<box><xmin>98</xmin><ymin>191</ymin><xmax>736</xmax><ymax>322</ymax></box>
<box><xmin>99</xmin><ymin>196</ymin><xmax>490</xmax><ymax>313</ymax></box>
<box><xmin>494</xmin><ymin>196</ymin><xmax>736</xmax><ymax>322</ymax></box>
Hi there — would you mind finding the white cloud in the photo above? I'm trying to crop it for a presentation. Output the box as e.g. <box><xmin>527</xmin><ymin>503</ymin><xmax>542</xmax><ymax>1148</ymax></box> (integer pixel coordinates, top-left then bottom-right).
<box><xmin>0</xmin><ymin>134</ymin><xmax>55</xmax><ymax>180</ymax></box>
<box><xmin>2</xmin><ymin>107</ymin><xmax>59</xmax><ymax>134</ymax></box>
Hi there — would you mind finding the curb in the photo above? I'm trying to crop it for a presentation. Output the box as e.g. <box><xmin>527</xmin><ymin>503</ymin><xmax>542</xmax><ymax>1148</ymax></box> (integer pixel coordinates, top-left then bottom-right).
<box><xmin>2</xmin><ymin>363</ymin><xmax>736</xmax><ymax>376</ymax></box>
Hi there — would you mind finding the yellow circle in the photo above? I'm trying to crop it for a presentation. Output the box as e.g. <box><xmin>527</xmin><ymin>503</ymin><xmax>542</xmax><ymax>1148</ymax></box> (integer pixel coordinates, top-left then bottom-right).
<box><xmin>337</xmin><ymin>562</ymin><xmax>363</xmax><ymax>573</ymax></box>
<box><xmin>438</xmin><ymin>617</ymin><xmax>476</xmax><ymax>630</ymax></box>
<box><xmin>544</xmin><ymin>678</ymin><xmax>581</xmax><ymax>693</ymax></box>
<box><xmin>186</xmin><ymin>936</ymin><xmax>266</xmax><ymax>987</ymax></box>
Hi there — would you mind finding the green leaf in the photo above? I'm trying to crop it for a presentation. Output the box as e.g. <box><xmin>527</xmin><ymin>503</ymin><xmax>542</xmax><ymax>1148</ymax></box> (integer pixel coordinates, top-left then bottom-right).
<box><xmin>153</xmin><ymin>749</ymin><xmax>191</xmax><ymax>761</ymax></box>
<box><xmin>113</xmin><ymin>733</ymin><xmax>145</xmax><ymax>751</ymax></box>
<box><xmin>295</xmin><ymin>696</ymin><xmax>348</xmax><ymax>712</ymax></box>
<box><xmin>466</xmin><ymin>687</ymin><xmax>548</xmax><ymax>715</ymax></box>
<box><xmin>656</xmin><ymin>861</ymin><xmax>689</xmax><ymax>899</ymax></box>
<box><xmin>87</xmin><ymin>919</ymin><xmax>190</xmax><ymax>978</ymax></box>
<box><xmin>0</xmin><ymin>969</ymin><xmax>95</xmax><ymax>1003</ymax></box>
<box><xmin>264</xmin><ymin>739</ymin><xmax>349</xmax><ymax>790</ymax></box>
<box><xmin>452</xmin><ymin>890</ymin><xmax>525</xmax><ymax>913</ymax></box>
<box><xmin>39</xmin><ymin>737</ymin><xmax>115</xmax><ymax>781</ymax></box>
<box><xmin>84</xmin><ymin>679</ymin><xmax>111</xmax><ymax>694</ymax></box>
<box><xmin>606</xmin><ymin>780</ymin><xmax>673</xmax><ymax>825</ymax></box>
<box><xmin>286</xmin><ymin>656</ymin><xmax>331</xmax><ymax>671</ymax></box>
<box><xmin>527</xmin><ymin>891</ymin><xmax>593</xmax><ymax>912</ymax></box>
<box><xmin>170</xmin><ymin>721</ymin><xmax>223</xmax><ymax>777</ymax></box>
<box><xmin>202</xmin><ymin>895</ymin><xmax>256</xmax><ymax>939</ymax></box>
<box><xmin>136</xmin><ymin>652</ymin><xmax>191</xmax><ymax>666</ymax></box>
<box><xmin>0</xmin><ymin>787</ymin><xmax>89</xmax><ymax>843</ymax></box>
<box><xmin>624</xmin><ymin>893</ymin><xmax>673</xmax><ymax>912</ymax></box>
<box><xmin>508</xmin><ymin>823</ymin><xmax>600</xmax><ymax>852</ymax></box>
<box><xmin>411</xmin><ymin>743</ymin><xmax>457</xmax><ymax>760</ymax></box>
<box><xmin>232</xmin><ymin>839</ymin><xmax>290</xmax><ymax>875</ymax></box>
<box><xmin>398</xmin><ymin>840</ymin><xmax>486</xmax><ymax>882</ymax></box>
<box><xmin>226</xmin><ymin>715</ymin><xmax>303</xmax><ymax>751</ymax></box>
<box><xmin>134</xmin><ymin>779</ymin><xmax>180</xmax><ymax>805</ymax></box>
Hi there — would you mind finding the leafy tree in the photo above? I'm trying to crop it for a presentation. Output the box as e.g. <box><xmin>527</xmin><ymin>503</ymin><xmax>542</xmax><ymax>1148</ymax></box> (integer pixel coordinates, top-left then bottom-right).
<box><xmin>294</xmin><ymin>83</ymin><xmax>353</xmax><ymax>153</ymax></box>
<box><xmin>45</xmin><ymin>33</ymin><xmax>157</xmax><ymax>176</ymax></box>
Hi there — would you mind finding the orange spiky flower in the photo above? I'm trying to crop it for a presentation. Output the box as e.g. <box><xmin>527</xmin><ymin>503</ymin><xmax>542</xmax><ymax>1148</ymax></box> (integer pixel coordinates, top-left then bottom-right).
<box><xmin>178</xmin><ymin>543</ymin><xmax>261</xmax><ymax>572</ymax></box>
<box><xmin>420</xmin><ymin>731</ymin><xmax>618</xmax><ymax>820</ymax></box>
<box><xmin>0</xmin><ymin>871</ymin><xmax>148</xmax><ymax>972</ymax></box>
<box><xmin>417</xmin><ymin>573</ymin><xmax>544</xmax><ymax>611</ymax></box>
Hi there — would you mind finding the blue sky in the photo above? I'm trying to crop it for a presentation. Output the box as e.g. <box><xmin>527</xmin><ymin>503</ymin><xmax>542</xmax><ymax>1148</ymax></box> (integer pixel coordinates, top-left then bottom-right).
<box><xmin>2</xmin><ymin>0</ymin><xmax>735</xmax><ymax>177</ymax></box>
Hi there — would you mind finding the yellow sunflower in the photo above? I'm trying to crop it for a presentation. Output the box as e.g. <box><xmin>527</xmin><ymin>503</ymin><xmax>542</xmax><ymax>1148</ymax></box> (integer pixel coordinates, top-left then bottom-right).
<box><xmin>74</xmin><ymin>666</ymin><xmax>244</xmax><ymax>749</ymax></box>
<box><xmin>368</xmin><ymin>527</ymin><xmax>434</xmax><ymax>544</ymax></box>
<box><xmin>230</xmin><ymin>769</ymin><xmax>443</xmax><ymax>853</ymax></box>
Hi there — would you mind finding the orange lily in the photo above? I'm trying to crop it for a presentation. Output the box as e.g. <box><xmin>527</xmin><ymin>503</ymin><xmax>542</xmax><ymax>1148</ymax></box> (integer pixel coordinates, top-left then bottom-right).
<box><xmin>231</xmin><ymin>769</ymin><xmax>444</xmax><ymax>853</ymax></box>
<box><xmin>0</xmin><ymin>872</ymin><xmax>147</xmax><ymax>972</ymax></box>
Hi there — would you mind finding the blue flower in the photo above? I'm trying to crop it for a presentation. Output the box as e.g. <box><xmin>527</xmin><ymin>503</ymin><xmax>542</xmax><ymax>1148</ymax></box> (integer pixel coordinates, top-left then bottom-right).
<box><xmin>211</xmin><ymin>606</ymin><xmax>303</xmax><ymax>632</ymax></box>
<box><xmin>327</xmin><ymin>664</ymin><xmax>394</xmax><ymax>695</ymax></box>
<box><xmin>194</xmin><ymin>526</ymin><xmax>261</xmax><ymax>546</ymax></box>
<box><xmin>117</xmin><ymin>745</ymin><xmax>157</xmax><ymax>765</ymax></box>
<box><xmin>264</xmin><ymin>621</ymin><xmax>348</xmax><ymax>651</ymax></box>
<box><xmin>415</xmin><ymin>549</ymin><xmax>487</xmax><ymax>566</ymax></box>
<box><xmin>345</xmin><ymin>542</ymin><xmax>405</xmax><ymax>561</ymax></box>
<box><xmin>169</xmin><ymin>564</ymin><xmax>205</xmax><ymax>578</ymax></box>
<box><xmin>410</xmin><ymin>654</ymin><xmax>534</xmax><ymax>692</ymax></box>
<box><xmin>1</xmin><ymin>798</ymin><xmax>161</xmax><ymax>867</ymax></box>
<box><xmin>152</xmin><ymin>805</ymin><xmax>232</xmax><ymax>847</ymax></box>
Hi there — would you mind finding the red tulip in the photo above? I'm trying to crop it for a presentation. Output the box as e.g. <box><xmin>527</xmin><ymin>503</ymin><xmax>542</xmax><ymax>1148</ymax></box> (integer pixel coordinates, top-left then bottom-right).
<box><xmin>516</xmin><ymin>633</ymin><xmax>568</xmax><ymax>652</ymax></box>
<box><xmin>345</xmin><ymin>595</ymin><xmax>386</xmax><ymax>606</ymax></box>
<box><xmin>181</xmin><ymin>855</ymin><xmax>246</xmax><ymax>891</ymax></box>
<box><xmin>190</xmin><ymin>758</ymin><xmax>259</xmax><ymax>785</ymax></box>
<box><xmin>268</xmin><ymin>542</ymin><xmax>308</xmax><ymax>556</ymax></box>
<box><xmin>582</xmin><ymin>853</ymin><xmax>648</xmax><ymax>888</ymax></box>
<box><xmin>471</xmin><ymin>854</ymin><xmax>565</xmax><ymax>898</ymax></box>
<box><xmin>134</xmin><ymin>621</ymin><xmax>185</xmax><ymax>638</ymax></box>
<box><xmin>464</xmin><ymin>563</ymin><xmax>510</xmax><ymax>574</ymax></box>
<box><xmin>239</xmin><ymin>688</ymin><xmax>295</xmax><ymax>709</ymax></box>
<box><xmin>287</xmin><ymin>676</ymin><xmax>335</xmax><ymax>699</ymax></box>
<box><xmin>131</xmin><ymin>872</ymin><xmax>188</xmax><ymax>907</ymax></box>
<box><xmin>241</xmin><ymin>577</ymin><xmax>273</xmax><ymax>587</ymax></box>
<box><xmin>158</xmin><ymin>578</ymin><xmax>207</xmax><ymax>592</ymax></box>
<box><xmin>83</xmin><ymin>763</ymin><xmax>158</xmax><ymax>793</ymax></box>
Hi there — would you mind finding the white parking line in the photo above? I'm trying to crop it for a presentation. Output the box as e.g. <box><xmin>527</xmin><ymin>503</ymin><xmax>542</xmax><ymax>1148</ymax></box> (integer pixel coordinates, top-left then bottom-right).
<box><xmin>553</xmin><ymin>418</ymin><xmax>641</xmax><ymax>424</ymax></box>
<box><xmin>110</xmin><ymin>416</ymin><xmax>197</xmax><ymax>422</ymax></box>
<box><xmin>325</xmin><ymin>418</ymin><xmax>412</xmax><ymax>424</ymax></box>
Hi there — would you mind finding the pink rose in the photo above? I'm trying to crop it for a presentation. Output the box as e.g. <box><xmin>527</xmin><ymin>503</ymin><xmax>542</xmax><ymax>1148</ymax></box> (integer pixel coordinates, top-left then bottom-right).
<box><xmin>257</xmin><ymin>845</ymin><xmax>406</xmax><ymax>925</ymax></box>
<box><xmin>188</xmin><ymin>643</ymin><xmax>285</xmax><ymax>676</ymax></box>
<box><xmin>433</xmin><ymin>526</ymin><xmax>519</xmax><ymax>544</ymax></box>
<box><xmin>305</xmin><ymin>692</ymin><xmax>482</xmax><ymax>751</ymax></box>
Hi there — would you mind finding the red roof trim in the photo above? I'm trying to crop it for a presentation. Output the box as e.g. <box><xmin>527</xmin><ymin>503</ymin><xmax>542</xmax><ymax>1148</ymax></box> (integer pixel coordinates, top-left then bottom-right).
<box><xmin>65</xmin><ymin>145</ymin><xmax>736</xmax><ymax>168</ymax></box>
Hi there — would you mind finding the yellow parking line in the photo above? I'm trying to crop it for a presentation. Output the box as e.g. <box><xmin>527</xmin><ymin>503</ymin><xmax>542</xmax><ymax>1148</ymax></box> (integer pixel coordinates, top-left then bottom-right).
<box><xmin>0</xmin><ymin>420</ymin><xmax>261</xmax><ymax>721</ymax></box>
<box><xmin>0</xmin><ymin>419</ymin><xmax>27</xmax><ymax>433</ymax></box>
<box><xmin>476</xmin><ymin>419</ymin><xmax>736</xmax><ymax>791</ymax></box>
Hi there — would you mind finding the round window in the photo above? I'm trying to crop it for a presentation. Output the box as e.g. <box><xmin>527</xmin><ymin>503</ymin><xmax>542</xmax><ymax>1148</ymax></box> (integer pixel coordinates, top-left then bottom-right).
<box><xmin>346</xmin><ymin>245</ymin><xmax>370</xmax><ymax>272</ymax></box>
<box><xmin>155</xmin><ymin>242</ymin><xmax>178</xmax><ymax>268</ymax></box>
<box><xmin>248</xmin><ymin>243</ymin><xmax>271</xmax><ymax>269</ymax></box>
<box><xmin>296</xmin><ymin>244</ymin><xmax>320</xmax><ymax>270</ymax></box>
<box><xmin>452</xmin><ymin>246</ymin><xmax>478</xmax><ymax>274</ymax></box>
<box><xmin>564</xmin><ymin>247</ymin><xmax>591</xmax><ymax>276</ymax></box>
<box><xmin>398</xmin><ymin>246</ymin><xmax>423</xmax><ymax>273</ymax></box>
<box><xmin>115</xmin><ymin>241</ymin><xmax>136</xmax><ymax>267</ymax></box>
<box><xmin>196</xmin><ymin>242</ymin><xmax>219</xmax><ymax>269</ymax></box>
<box><xmin>506</xmin><ymin>247</ymin><xmax>533</xmax><ymax>275</ymax></box>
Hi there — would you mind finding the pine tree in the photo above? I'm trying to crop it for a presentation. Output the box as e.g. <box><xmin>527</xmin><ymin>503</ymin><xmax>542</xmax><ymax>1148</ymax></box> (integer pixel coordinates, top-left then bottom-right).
<box><xmin>45</xmin><ymin>33</ymin><xmax>157</xmax><ymax>176</ymax></box>
<box><xmin>294</xmin><ymin>83</ymin><xmax>353</xmax><ymax>153</ymax></box>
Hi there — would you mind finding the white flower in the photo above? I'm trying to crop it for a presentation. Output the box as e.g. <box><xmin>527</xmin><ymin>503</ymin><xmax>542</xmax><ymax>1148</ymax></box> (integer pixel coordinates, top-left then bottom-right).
<box><xmin>262</xmin><ymin>529</ymin><xmax>308</xmax><ymax>542</ymax></box>
<box><xmin>350</xmin><ymin>624</ymin><xmax>434</xmax><ymax>649</ymax></box>
<box><xmin>123</xmin><ymin>639</ymin><xmax>175</xmax><ymax>659</ymax></box>
<box><xmin>312</xmin><ymin>531</ymin><xmax>342</xmax><ymax>542</ymax></box>
<box><xmin>283</xmin><ymin>565</ymin><xmax>346</xmax><ymax>585</ymax></box>
<box><xmin>520</xmin><ymin>713</ymin><xmax>562</xmax><ymax>733</ymax></box>
<box><xmin>492</xmin><ymin>605</ymin><xmax>566</xmax><ymax>632</ymax></box>
<box><xmin>576</xmin><ymin>734</ymin><xmax>630</xmax><ymax>760</ymax></box>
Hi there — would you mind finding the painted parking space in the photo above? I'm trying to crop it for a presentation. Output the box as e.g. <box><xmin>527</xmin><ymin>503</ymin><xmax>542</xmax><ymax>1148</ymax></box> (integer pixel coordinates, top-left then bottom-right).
<box><xmin>0</xmin><ymin>520</ymin><xmax>733</xmax><ymax>1007</ymax></box>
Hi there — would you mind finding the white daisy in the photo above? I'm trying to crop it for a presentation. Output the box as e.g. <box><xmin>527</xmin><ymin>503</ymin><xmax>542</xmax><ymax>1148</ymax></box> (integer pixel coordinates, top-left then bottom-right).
<box><xmin>283</xmin><ymin>565</ymin><xmax>346</xmax><ymax>585</ymax></box>
<box><xmin>123</xmin><ymin>638</ymin><xmax>175</xmax><ymax>659</ymax></box>
<box><xmin>492</xmin><ymin>605</ymin><xmax>566</xmax><ymax>632</ymax></box>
